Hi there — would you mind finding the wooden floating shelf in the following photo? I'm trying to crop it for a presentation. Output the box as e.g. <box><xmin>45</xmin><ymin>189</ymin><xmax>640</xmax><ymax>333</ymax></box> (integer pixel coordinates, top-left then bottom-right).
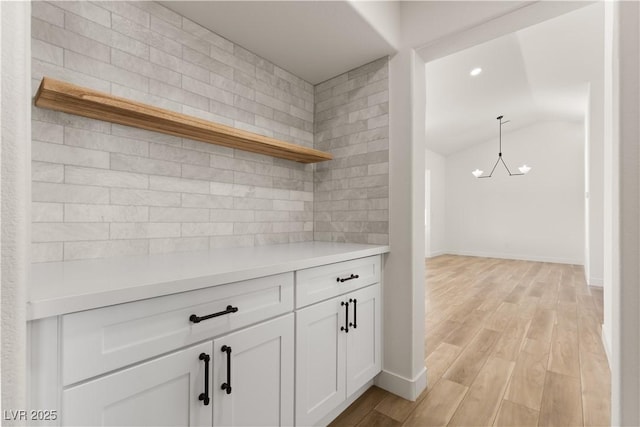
<box><xmin>34</xmin><ymin>77</ymin><xmax>332</xmax><ymax>164</ymax></box>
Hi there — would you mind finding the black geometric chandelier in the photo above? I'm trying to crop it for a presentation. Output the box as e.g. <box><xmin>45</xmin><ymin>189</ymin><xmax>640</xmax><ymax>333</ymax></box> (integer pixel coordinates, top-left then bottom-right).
<box><xmin>472</xmin><ymin>115</ymin><xmax>531</xmax><ymax>178</ymax></box>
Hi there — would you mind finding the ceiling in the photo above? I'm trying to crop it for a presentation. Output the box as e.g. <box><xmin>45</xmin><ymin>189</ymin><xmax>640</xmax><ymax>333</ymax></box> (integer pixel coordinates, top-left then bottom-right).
<box><xmin>425</xmin><ymin>3</ymin><xmax>603</xmax><ymax>156</ymax></box>
<box><xmin>160</xmin><ymin>1</ymin><xmax>396</xmax><ymax>85</ymax></box>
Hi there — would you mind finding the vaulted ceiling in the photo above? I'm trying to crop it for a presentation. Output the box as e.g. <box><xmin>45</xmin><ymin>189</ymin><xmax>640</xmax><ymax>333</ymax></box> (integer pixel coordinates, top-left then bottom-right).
<box><xmin>425</xmin><ymin>3</ymin><xmax>603</xmax><ymax>156</ymax></box>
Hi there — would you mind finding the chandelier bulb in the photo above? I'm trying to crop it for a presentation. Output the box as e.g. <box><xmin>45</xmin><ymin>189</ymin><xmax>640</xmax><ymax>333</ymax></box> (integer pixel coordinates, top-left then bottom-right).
<box><xmin>472</xmin><ymin>169</ymin><xmax>484</xmax><ymax>178</ymax></box>
<box><xmin>518</xmin><ymin>164</ymin><xmax>531</xmax><ymax>174</ymax></box>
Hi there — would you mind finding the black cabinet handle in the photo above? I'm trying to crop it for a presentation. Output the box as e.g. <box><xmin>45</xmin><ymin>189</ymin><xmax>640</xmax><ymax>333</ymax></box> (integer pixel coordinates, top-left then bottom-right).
<box><xmin>340</xmin><ymin>301</ymin><xmax>349</xmax><ymax>333</ymax></box>
<box><xmin>337</xmin><ymin>274</ymin><xmax>359</xmax><ymax>283</ymax></box>
<box><xmin>190</xmin><ymin>305</ymin><xmax>238</xmax><ymax>324</ymax></box>
<box><xmin>220</xmin><ymin>345</ymin><xmax>232</xmax><ymax>395</ymax></box>
<box><xmin>349</xmin><ymin>298</ymin><xmax>357</xmax><ymax>329</ymax></box>
<box><xmin>198</xmin><ymin>353</ymin><xmax>210</xmax><ymax>406</ymax></box>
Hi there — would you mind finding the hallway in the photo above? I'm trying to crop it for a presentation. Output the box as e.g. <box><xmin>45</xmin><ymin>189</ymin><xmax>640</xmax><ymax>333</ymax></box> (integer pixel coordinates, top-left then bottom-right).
<box><xmin>329</xmin><ymin>255</ymin><xmax>610</xmax><ymax>426</ymax></box>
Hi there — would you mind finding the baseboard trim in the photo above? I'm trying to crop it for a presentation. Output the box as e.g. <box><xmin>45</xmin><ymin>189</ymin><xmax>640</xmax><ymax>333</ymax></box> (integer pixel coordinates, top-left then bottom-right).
<box><xmin>426</xmin><ymin>250</ymin><xmax>447</xmax><ymax>258</ymax></box>
<box><xmin>601</xmin><ymin>325</ymin><xmax>612</xmax><ymax>368</ymax></box>
<box><xmin>447</xmin><ymin>250</ymin><xmax>583</xmax><ymax>265</ymax></box>
<box><xmin>374</xmin><ymin>367</ymin><xmax>427</xmax><ymax>401</ymax></box>
<box><xmin>589</xmin><ymin>277</ymin><xmax>604</xmax><ymax>287</ymax></box>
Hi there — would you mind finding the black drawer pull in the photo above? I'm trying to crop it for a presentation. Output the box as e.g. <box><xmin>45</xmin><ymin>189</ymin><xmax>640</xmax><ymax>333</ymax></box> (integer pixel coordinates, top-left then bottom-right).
<box><xmin>349</xmin><ymin>298</ymin><xmax>357</xmax><ymax>329</ymax></box>
<box><xmin>198</xmin><ymin>353</ymin><xmax>210</xmax><ymax>406</ymax></box>
<box><xmin>221</xmin><ymin>345</ymin><xmax>232</xmax><ymax>395</ymax></box>
<box><xmin>340</xmin><ymin>301</ymin><xmax>349</xmax><ymax>333</ymax></box>
<box><xmin>190</xmin><ymin>305</ymin><xmax>238</xmax><ymax>324</ymax></box>
<box><xmin>337</xmin><ymin>274</ymin><xmax>359</xmax><ymax>283</ymax></box>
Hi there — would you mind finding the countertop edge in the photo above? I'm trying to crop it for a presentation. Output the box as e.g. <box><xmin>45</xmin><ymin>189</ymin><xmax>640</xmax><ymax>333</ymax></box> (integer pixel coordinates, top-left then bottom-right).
<box><xmin>28</xmin><ymin>244</ymin><xmax>389</xmax><ymax>320</ymax></box>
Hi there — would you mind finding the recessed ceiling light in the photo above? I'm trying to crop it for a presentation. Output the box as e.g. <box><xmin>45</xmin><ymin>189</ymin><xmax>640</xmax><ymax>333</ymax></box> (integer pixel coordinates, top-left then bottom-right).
<box><xmin>470</xmin><ymin>67</ymin><xmax>482</xmax><ymax>76</ymax></box>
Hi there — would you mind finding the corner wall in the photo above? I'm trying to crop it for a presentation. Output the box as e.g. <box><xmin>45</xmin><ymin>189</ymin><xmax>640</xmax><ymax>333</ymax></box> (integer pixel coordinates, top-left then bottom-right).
<box><xmin>445</xmin><ymin>121</ymin><xmax>585</xmax><ymax>264</ymax></box>
<box><xmin>313</xmin><ymin>58</ymin><xmax>389</xmax><ymax>245</ymax></box>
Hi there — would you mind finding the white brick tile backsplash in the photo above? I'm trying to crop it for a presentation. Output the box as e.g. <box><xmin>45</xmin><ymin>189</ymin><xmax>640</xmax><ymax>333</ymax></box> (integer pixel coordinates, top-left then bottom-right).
<box><xmin>64</xmin><ymin>50</ymin><xmax>150</xmax><ymax>92</ymax></box>
<box><xmin>314</xmin><ymin>58</ymin><xmax>389</xmax><ymax>245</ymax></box>
<box><xmin>33</xmin><ymin>182</ymin><xmax>110</xmax><ymax>204</ymax></box>
<box><xmin>110</xmin><ymin>222</ymin><xmax>181</xmax><ymax>239</ymax></box>
<box><xmin>110</xmin><ymin>153</ymin><xmax>182</xmax><ymax>177</ymax></box>
<box><xmin>32</xmin><ymin>223</ymin><xmax>109</xmax><ymax>243</ymax></box>
<box><xmin>33</xmin><ymin>141</ymin><xmax>110</xmax><ymax>169</ymax></box>
<box><xmin>111</xmin><ymin>13</ymin><xmax>182</xmax><ymax>57</ymax></box>
<box><xmin>149</xmin><ymin>143</ymin><xmax>210</xmax><ymax>166</ymax></box>
<box><xmin>32</xmin><ymin>18</ymin><xmax>110</xmax><ymax>62</ymax></box>
<box><xmin>32</xmin><ymin>38</ymin><xmax>63</xmax><ymax>66</ymax></box>
<box><xmin>97</xmin><ymin>2</ymin><xmax>151</xmax><ymax>28</ymax></box>
<box><xmin>181</xmin><ymin>193</ymin><xmax>234</xmax><ymax>209</ymax></box>
<box><xmin>32</xmin><ymin>1</ymin><xmax>64</xmax><ymax>27</ymax></box>
<box><xmin>32</xmin><ymin>242</ymin><xmax>64</xmax><ymax>263</ymax></box>
<box><xmin>64</xmin><ymin>127</ymin><xmax>149</xmax><ymax>157</ymax></box>
<box><xmin>149</xmin><ymin>237</ymin><xmax>209</xmax><ymax>254</ymax></box>
<box><xmin>64</xmin><ymin>204</ymin><xmax>149</xmax><ymax>222</ymax></box>
<box><xmin>54</xmin><ymin>1</ymin><xmax>111</xmax><ymax>27</ymax></box>
<box><xmin>30</xmin><ymin>2</ymin><xmax>389</xmax><ymax>262</ymax></box>
<box><xmin>32</xmin><ymin>161</ymin><xmax>64</xmax><ymax>183</ymax></box>
<box><xmin>65</xmin><ymin>166</ymin><xmax>149</xmax><ymax>189</ymax></box>
<box><xmin>149</xmin><ymin>175</ymin><xmax>210</xmax><ymax>194</ymax></box>
<box><xmin>32</xmin><ymin>202</ymin><xmax>63</xmax><ymax>222</ymax></box>
<box><xmin>64</xmin><ymin>239</ymin><xmax>149</xmax><ymax>261</ymax></box>
<box><xmin>149</xmin><ymin>207</ymin><xmax>209</xmax><ymax>222</ymax></box>
<box><xmin>181</xmin><ymin>222</ymin><xmax>233</xmax><ymax>237</ymax></box>
<box><xmin>33</xmin><ymin>121</ymin><xmax>64</xmax><ymax>144</ymax></box>
<box><xmin>110</xmin><ymin>188</ymin><xmax>181</xmax><ymax>207</ymax></box>
<box><xmin>64</xmin><ymin>12</ymin><xmax>149</xmax><ymax>59</ymax></box>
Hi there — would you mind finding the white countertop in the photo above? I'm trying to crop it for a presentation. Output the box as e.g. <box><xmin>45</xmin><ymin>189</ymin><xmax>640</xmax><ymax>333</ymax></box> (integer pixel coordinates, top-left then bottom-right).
<box><xmin>28</xmin><ymin>241</ymin><xmax>389</xmax><ymax>320</ymax></box>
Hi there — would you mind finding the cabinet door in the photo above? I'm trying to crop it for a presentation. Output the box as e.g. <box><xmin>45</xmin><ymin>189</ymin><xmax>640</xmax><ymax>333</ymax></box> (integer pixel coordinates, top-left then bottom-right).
<box><xmin>63</xmin><ymin>342</ymin><xmax>213</xmax><ymax>427</ymax></box>
<box><xmin>212</xmin><ymin>314</ymin><xmax>294</xmax><ymax>427</ymax></box>
<box><xmin>346</xmin><ymin>284</ymin><xmax>381</xmax><ymax>396</ymax></box>
<box><xmin>295</xmin><ymin>297</ymin><xmax>346</xmax><ymax>426</ymax></box>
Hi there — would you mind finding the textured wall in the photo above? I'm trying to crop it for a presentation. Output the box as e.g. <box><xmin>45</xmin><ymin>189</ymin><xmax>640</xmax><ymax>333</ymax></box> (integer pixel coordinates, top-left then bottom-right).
<box><xmin>313</xmin><ymin>57</ymin><xmax>389</xmax><ymax>245</ymax></box>
<box><xmin>30</xmin><ymin>1</ymin><xmax>315</xmax><ymax>262</ymax></box>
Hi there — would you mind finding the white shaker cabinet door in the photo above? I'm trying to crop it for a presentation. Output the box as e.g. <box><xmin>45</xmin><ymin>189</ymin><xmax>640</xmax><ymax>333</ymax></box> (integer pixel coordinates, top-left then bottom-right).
<box><xmin>212</xmin><ymin>314</ymin><xmax>294</xmax><ymax>427</ymax></box>
<box><xmin>345</xmin><ymin>283</ymin><xmax>381</xmax><ymax>396</ymax></box>
<box><xmin>295</xmin><ymin>298</ymin><xmax>347</xmax><ymax>426</ymax></box>
<box><xmin>63</xmin><ymin>341</ymin><xmax>213</xmax><ymax>427</ymax></box>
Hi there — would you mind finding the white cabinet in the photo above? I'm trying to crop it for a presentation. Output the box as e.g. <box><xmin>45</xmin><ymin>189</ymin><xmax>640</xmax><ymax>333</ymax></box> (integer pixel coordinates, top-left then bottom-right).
<box><xmin>345</xmin><ymin>284</ymin><xmax>381</xmax><ymax>396</ymax></box>
<box><xmin>29</xmin><ymin>250</ymin><xmax>385</xmax><ymax>427</ymax></box>
<box><xmin>63</xmin><ymin>342</ymin><xmax>213</xmax><ymax>427</ymax></box>
<box><xmin>212</xmin><ymin>314</ymin><xmax>294</xmax><ymax>427</ymax></box>
<box><xmin>295</xmin><ymin>284</ymin><xmax>381</xmax><ymax>426</ymax></box>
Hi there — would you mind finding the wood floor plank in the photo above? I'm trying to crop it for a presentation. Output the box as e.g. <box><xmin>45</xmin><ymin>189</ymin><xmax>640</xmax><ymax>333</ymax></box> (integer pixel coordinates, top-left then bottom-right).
<box><xmin>425</xmin><ymin>342</ymin><xmax>463</xmax><ymax>387</ymax></box>
<box><xmin>548</xmin><ymin>325</ymin><xmax>580</xmax><ymax>377</ymax></box>
<box><xmin>504</xmin><ymin>346</ymin><xmax>548</xmax><ymax>410</ymax></box>
<box><xmin>527</xmin><ymin>308</ymin><xmax>555</xmax><ymax>343</ymax></box>
<box><xmin>538</xmin><ymin>372</ymin><xmax>583</xmax><ymax>427</ymax></box>
<box><xmin>355</xmin><ymin>411</ymin><xmax>401</xmax><ymax>427</ymax></box>
<box><xmin>443</xmin><ymin>328</ymin><xmax>501</xmax><ymax>386</ymax></box>
<box><xmin>329</xmin><ymin>387</ymin><xmax>389</xmax><ymax>427</ymax></box>
<box><xmin>581</xmin><ymin>351</ymin><xmax>611</xmax><ymax>426</ymax></box>
<box><xmin>448</xmin><ymin>357</ymin><xmax>515</xmax><ymax>426</ymax></box>
<box><xmin>494</xmin><ymin>400</ymin><xmax>539</xmax><ymax>427</ymax></box>
<box><xmin>402</xmin><ymin>379</ymin><xmax>468</xmax><ymax>427</ymax></box>
<box><xmin>578</xmin><ymin>316</ymin><xmax>606</xmax><ymax>356</ymax></box>
<box><xmin>374</xmin><ymin>393</ymin><xmax>423</xmax><ymax>424</ymax></box>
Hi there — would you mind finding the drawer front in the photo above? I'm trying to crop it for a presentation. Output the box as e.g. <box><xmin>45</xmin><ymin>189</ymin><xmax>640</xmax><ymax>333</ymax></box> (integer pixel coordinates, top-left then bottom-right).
<box><xmin>296</xmin><ymin>256</ymin><xmax>380</xmax><ymax>308</ymax></box>
<box><xmin>62</xmin><ymin>273</ymin><xmax>293</xmax><ymax>385</ymax></box>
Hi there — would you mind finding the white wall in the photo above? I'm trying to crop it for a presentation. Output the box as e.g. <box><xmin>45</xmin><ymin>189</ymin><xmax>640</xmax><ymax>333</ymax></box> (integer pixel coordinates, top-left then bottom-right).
<box><xmin>445</xmin><ymin>121</ymin><xmax>585</xmax><ymax>264</ymax></box>
<box><xmin>425</xmin><ymin>149</ymin><xmax>446</xmax><ymax>257</ymax></box>
<box><xmin>1</xmin><ymin>0</ymin><xmax>31</xmax><ymax>416</ymax></box>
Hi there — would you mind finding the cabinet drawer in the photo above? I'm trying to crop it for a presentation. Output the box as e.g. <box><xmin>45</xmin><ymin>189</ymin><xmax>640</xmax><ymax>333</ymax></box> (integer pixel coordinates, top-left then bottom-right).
<box><xmin>295</xmin><ymin>256</ymin><xmax>380</xmax><ymax>308</ymax></box>
<box><xmin>61</xmin><ymin>273</ymin><xmax>293</xmax><ymax>385</ymax></box>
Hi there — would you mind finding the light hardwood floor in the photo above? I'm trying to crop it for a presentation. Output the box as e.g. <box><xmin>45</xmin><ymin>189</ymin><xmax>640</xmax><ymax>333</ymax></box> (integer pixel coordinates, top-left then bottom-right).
<box><xmin>329</xmin><ymin>255</ymin><xmax>610</xmax><ymax>427</ymax></box>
